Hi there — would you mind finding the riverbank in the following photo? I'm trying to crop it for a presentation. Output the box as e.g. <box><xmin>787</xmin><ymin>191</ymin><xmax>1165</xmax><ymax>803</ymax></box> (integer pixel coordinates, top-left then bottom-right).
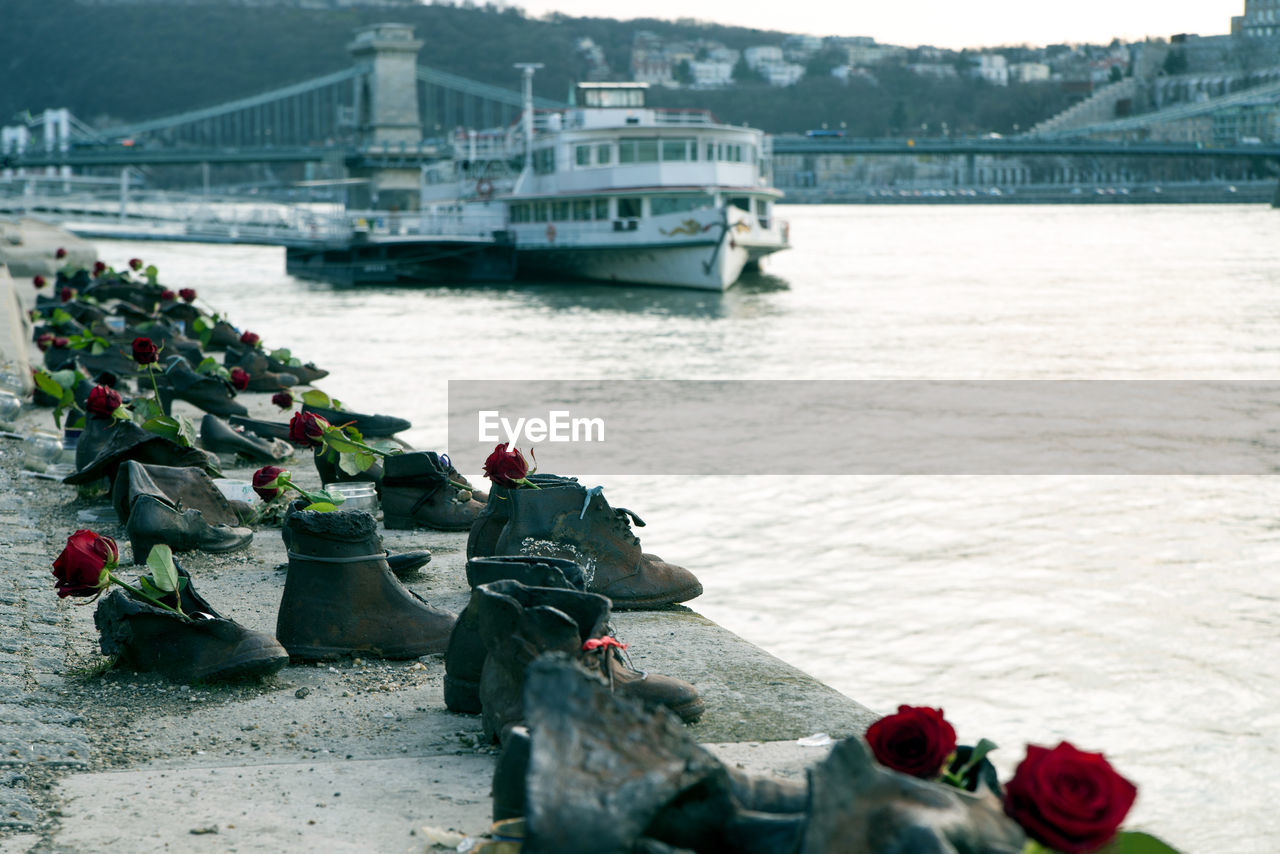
<box><xmin>0</xmin><ymin>250</ymin><xmax>876</xmax><ymax>852</ymax></box>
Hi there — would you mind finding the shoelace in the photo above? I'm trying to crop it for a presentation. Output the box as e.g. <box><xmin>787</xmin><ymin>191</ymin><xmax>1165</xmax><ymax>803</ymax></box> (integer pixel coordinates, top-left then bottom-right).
<box><xmin>581</xmin><ymin>635</ymin><xmax>645</xmax><ymax>691</ymax></box>
<box><xmin>580</xmin><ymin>487</ymin><xmax>645</xmax><ymax>545</ymax></box>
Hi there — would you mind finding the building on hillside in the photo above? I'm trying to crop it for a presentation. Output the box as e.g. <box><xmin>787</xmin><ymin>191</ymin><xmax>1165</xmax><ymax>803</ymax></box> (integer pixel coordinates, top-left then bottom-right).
<box><xmin>844</xmin><ymin>43</ymin><xmax>908</xmax><ymax>67</ymax></box>
<box><xmin>689</xmin><ymin>60</ymin><xmax>734</xmax><ymax>88</ymax></box>
<box><xmin>744</xmin><ymin>45</ymin><xmax>805</xmax><ymax>86</ymax></box>
<box><xmin>782</xmin><ymin>34</ymin><xmax>823</xmax><ymax>62</ymax></box>
<box><xmin>907</xmin><ymin>63</ymin><xmax>958</xmax><ymax>79</ymax></box>
<box><xmin>974</xmin><ymin>54</ymin><xmax>1009</xmax><ymax>86</ymax></box>
<box><xmin>1010</xmin><ymin>62</ymin><xmax>1051</xmax><ymax>83</ymax></box>
<box><xmin>1239</xmin><ymin>0</ymin><xmax>1280</xmax><ymax>38</ymax></box>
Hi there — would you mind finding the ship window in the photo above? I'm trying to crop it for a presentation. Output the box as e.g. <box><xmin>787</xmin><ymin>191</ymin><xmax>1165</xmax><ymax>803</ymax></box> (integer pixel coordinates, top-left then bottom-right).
<box><xmin>595</xmin><ymin>198</ymin><xmax>610</xmax><ymax>219</ymax></box>
<box><xmin>551</xmin><ymin>201</ymin><xmax>570</xmax><ymax>220</ymax></box>
<box><xmin>705</xmin><ymin>142</ymin><xmax>715</xmax><ymax>160</ymax></box>
<box><xmin>662</xmin><ymin>139</ymin><xmax>693</xmax><ymax>161</ymax></box>
<box><xmin>618</xmin><ymin>138</ymin><xmax>659</xmax><ymax>163</ymax></box>
<box><xmin>617</xmin><ymin>197</ymin><xmax>642</xmax><ymax>218</ymax></box>
<box><xmin>575</xmin><ymin>145</ymin><xmax>591</xmax><ymax>166</ymax></box>
<box><xmin>728</xmin><ymin>197</ymin><xmax>751</xmax><ymax>212</ymax></box>
<box><xmin>572</xmin><ymin>199</ymin><xmax>593</xmax><ymax>220</ymax></box>
<box><xmin>532</xmin><ymin>202</ymin><xmax>548</xmax><ymax>222</ymax></box>
<box><xmin>754</xmin><ymin>199</ymin><xmax>769</xmax><ymax>216</ymax></box>
<box><xmin>510</xmin><ymin>203</ymin><xmax>530</xmax><ymax>223</ymax></box>
<box><xmin>533</xmin><ymin>148</ymin><xmax>556</xmax><ymax>174</ymax></box>
<box><xmin>650</xmin><ymin>195</ymin><xmax>714</xmax><ymax>215</ymax></box>
<box><xmin>596</xmin><ymin>143</ymin><xmax>612</xmax><ymax>165</ymax></box>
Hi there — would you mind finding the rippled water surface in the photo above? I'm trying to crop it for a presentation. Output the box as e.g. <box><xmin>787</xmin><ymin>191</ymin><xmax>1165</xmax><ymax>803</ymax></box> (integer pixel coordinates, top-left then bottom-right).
<box><xmin>98</xmin><ymin>204</ymin><xmax>1280</xmax><ymax>852</ymax></box>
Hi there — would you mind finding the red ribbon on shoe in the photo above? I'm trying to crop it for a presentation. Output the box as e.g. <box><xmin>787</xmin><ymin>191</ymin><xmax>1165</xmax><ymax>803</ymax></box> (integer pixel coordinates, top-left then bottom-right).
<box><xmin>582</xmin><ymin>636</ymin><xmax>627</xmax><ymax>653</ymax></box>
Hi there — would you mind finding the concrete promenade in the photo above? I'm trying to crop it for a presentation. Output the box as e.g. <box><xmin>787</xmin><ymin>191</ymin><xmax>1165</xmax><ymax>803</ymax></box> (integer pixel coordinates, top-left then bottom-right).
<box><xmin>0</xmin><ymin>239</ymin><xmax>877</xmax><ymax>852</ymax></box>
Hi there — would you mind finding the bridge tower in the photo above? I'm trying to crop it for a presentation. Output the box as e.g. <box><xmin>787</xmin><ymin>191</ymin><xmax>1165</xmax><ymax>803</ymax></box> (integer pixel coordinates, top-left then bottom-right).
<box><xmin>347</xmin><ymin>23</ymin><xmax>424</xmax><ymax>210</ymax></box>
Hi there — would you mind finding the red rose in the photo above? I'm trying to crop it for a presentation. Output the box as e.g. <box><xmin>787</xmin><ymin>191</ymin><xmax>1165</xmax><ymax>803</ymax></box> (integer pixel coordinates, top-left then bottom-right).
<box><xmin>52</xmin><ymin>337</ymin><xmax>69</xmax><ymax>349</ymax></box>
<box><xmin>240</xmin><ymin>331</ymin><xmax>260</xmax><ymax>347</ymax></box>
<box><xmin>159</xmin><ymin>289</ymin><xmax>176</xmax><ymax>302</ymax></box>
<box><xmin>288</xmin><ymin>411</ymin><xmax>329</xmax><ymax>447</ymax></box>
<box><xmin>92</xmin><ymin>261</ymin><xmax>106</xmax><ymax>277</ymax></box>
<box><xmin>128</xmin><ymin>258</ymin><xmax>143</xmax><ymax>271</ymax></box>
<box><xmin>86</xmin><ymin>385</ymin><xmax>122</xmax><ymax>418</ymax></box>
<box><xmin>52</xmin><ymin>530</ymin><xmax>118</xmax><ymax>599</ymax></box>
<box><xmin>55</xmin><ymin>247</ymin><xmax>67</xmax><ymax>259</ymax></box>
<box><xmin>32</xmin><ymin>275</ymin><xmax>46</xmax><ymax>289</ymax></box>
<box><xmin>229</xmin><ymin>367</ymin><xmax>250</xmax><ymax>391</ymax></box>
<box><xmin>59</xmin><ymin>287</ymin><xmax>73</xmax><ymax>303</ymax></box>
<box><xmin>271</xmin><ymin>391</ymin><xmax>293</xmax><ymax>409</ymax></box>
<box><xmin>252</xmin><ymin>466</ymin><xmax>287</xmax><ymax>502</ymax></box>
<box><xmin>1004</xmin><ymin>742</ymin><xmax>1137</xmax><ymax>854</ymax></box>
<box><xmin>864</xmin><ymin>705</ymin><xmax>957</xmax><ymax>779</ymax></box>
<box><xmin>131</xmin><ymin>337</ymin><xmax>159</xmax><ymax>365</ymax></box>
<box><xmin>179</xmin><ymin>288</ymin><xmax>197</xmax><ymax>303</ymax></box>
<box><xmin>483</xmin><ymin>443</ymin><xmax>530</xmax><ymax>487</ymax></box>
<box><xmin>36</xmin><ymin>333</ymin><xmax>54</xmax><ymax>352</ymax></box>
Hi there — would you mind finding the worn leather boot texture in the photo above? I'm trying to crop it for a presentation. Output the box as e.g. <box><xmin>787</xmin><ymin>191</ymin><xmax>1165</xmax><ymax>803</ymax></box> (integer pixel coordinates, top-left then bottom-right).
<box><xmin>154</xmin><ymin>356</ymin><xmax>247</xmax><ymax>418</ymax></box>
<box><xmin>66</xmin><ymin>418</ymin><xmax>220</xmax><ymax>487</ymax></box>
<box><xmin>125</xmin><ymin>494</ymin><xmax>254</xmax><ymax>564</ymax></box>
<box><xmin>465</xmin><ymin>474</ymin><xmax>578</xmax><ymax>560</ymax></box>
<box><xmin>474</xmin><ymin>579</ymin><xmax>703</xmax><ymax>744</ymax></box>
<box><xmin>200</xmin><ymin>414</ymin><xmax>293</xmax><ymax>464</ymax></box>
<box><xmin>112</xmin><ymin>459</ymin><xmax>247</xmax><ymax>527</ymax></box>
<box><xmin>301</xmin><ymin>402</ymin><xmax>410</xmax><ymax>438</ymax></box>
<box><xmin>492</xmin><ymin>482</ymin><xmax>702</xmax><ymax>609</ymax></box>
<box><xmin>94</xmin><ymin>564</ymin><xmax>288</xmax><ymax>683</ymax></box>
<box><xmin>277</xmin><ymin>508</ymin><xmax>455</xmax><ymax>660</ymax></box>
<box><xmin>381</xmin><ymin>451</ymin><xmax>484</xmax><ymax>531</ymax></box>
<box><xmin>444</xmin><ymin>556</ymin><xmax>584</xmax><ymax>714</ymax></box>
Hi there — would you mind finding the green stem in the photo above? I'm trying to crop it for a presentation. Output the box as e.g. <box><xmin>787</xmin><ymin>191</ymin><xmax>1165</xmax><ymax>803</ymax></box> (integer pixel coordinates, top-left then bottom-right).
<box><xmin>106</xmin><ymin>571</ymin><xmax>186</xmax><ymax>619</ymax></box>
<box><xmin>514</xmin><ymin>477</ymin><xmax>541</xmax><ymax>489</ymax></box>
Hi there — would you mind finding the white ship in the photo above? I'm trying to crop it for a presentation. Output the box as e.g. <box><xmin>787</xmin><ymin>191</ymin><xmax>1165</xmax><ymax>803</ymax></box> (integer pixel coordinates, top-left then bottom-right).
<box><xmin>417</xmin><ymin>75</ymin><xmax>791</xmax><ymax>291</ymax></box>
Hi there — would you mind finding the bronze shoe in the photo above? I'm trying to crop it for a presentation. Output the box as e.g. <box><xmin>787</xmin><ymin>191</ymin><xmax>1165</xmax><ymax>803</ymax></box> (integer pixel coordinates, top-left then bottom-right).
<box><xmin>381</xmin><ymin>451</ymin><xmax>484</xmax><ymax>531</ymax></box>
<box><xmin>492</xmin><ymin>482</ymin><xmax>702</xmax><ymax>609</ymax></box>
<box><xmin>277</xmin><ymin>508</ymin><xmax>455</xmax><ymax>660</ymax></box>
<box><xmin>125</xmin><ymin>494</ymin><xmax>254</xmax><ymax>564</ymax></box>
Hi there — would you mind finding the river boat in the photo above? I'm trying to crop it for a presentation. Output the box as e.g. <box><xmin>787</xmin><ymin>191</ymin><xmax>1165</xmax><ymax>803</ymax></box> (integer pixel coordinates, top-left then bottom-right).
<box><xmin>417</xmin><ymin>77</ymin><xmax>791</xmax><ymax>291</ymax></box>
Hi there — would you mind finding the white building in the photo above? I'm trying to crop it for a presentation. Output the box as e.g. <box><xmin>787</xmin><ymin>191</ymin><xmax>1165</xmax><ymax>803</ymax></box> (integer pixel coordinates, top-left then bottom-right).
<box><xmin>975</xmin><ymin>53</ymin><xmax>1009</xmax><ymax>86</ymax></box>
<box><xmin>744</xmin><ymin>45</ymin><xmax>784</xmax><ymax>67</ymax></box>
<box><xmin>690</xmin><ymin>60</ymin><xmax>734</xmax><ymax>88</ymax></box>
<box><xmin>908</xmin><ymin>63</ymin><xmax>958</xmax><ymax>79</ymax></box>
<box><xmin>845</xmin><ymin>43</ymin><xmax>907</xmax><ymax>67</ymax></box>
<box><xmin>1009</xmin><ymin>62</ymin><xmax>1050</xmax><ymax>83</ymax></box>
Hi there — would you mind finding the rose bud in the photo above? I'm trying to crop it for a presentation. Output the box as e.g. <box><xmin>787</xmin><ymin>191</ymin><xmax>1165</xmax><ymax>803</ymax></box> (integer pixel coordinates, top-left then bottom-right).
<box><xmin>864</xmin><ymin>705</ymin><xmax>957</xmax><ymax>779</ymax></box>
<box><xmin>51</xmin><ymin>530</ymin><xmax>118</xmax><ymax>599</ymax></box>
<box><xmin>36</xmin><ymin>333</ymin><xmax>54</xmax><ymax>352</ymax></box>
<box><xmin>252</xmin><ymin>466</ymin><xmax>288</xmax><ymax>502</ymax></box>
<box><xmin>86</xmin><ymin>385</ymin><xmax>122</xmax><ymax>418</ymax></box>
<box><xmin>59</xmin><ymin>287</ymin><xmax>73</xmax><ymax>302</ymax></box>
<box><xmin>483</xmin><ymin>443</ymin><xmax>530</xmax><ymax>488</ymax></box>
<box><xmin>1004</xmin><ymin>742</ymin><xmax>1137</xmax><ymax>854</ymax></box>
<box><xmin>55</xmin><ymin>247</ymin><xmax>67</xmax><ymax>259</ymax></box>
<box><xmin>271</xmin><ymin>391</ymin><xmax>293</xmax><ymax>409</ymax></box>
<box><xmin>179</xmin><ymin>288</ymin><xmax>197</xmax><ymax>303</ymax></box>
<box><xmin>288</xmin><ymin>411</ymin><xmax>329</xmax><ymax>447</ymax></box>
<box><xmin>32</xmin><ymin>275</ymin><xmax>46</xmax><ymax>289</ymax></box>
<box><xmin>160</xmin><ymin>289</ymin><xmax>176</xmax><ymax>302</ymax></box>
<box><xmin>131</xmin><ymin>336</ymin><xmax>159</xmax><ymax>365</ymax></box>
<box><xmin>240</xmin><ymin>331</ymin><xmax>260</xmax><ymax>348</ymax></box>
<box><xmin>52</xmin><ymin>337</ymin><xmax>69</xmax><ymax>349</ymax></box>
<box><xmin>128</xmin><ymin>258</ymin><xmax>143</xmax><ymax>271</ymax></box>
<box><xmin>230</xmin><ymin>367</ymin><xmax>250</xmax><ymax>391</ymax></box>
<box><xmin>92</xmin><ymin>261</ymin><xmax>106</xmax><ymax>277</ymax></box>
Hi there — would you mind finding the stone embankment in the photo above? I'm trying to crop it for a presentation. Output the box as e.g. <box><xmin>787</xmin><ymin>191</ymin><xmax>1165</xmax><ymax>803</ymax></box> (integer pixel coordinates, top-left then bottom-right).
<box><xmin>0</xmin><ymin>225</ymin><xmax>876</xmax><ymax>853</ymax></box>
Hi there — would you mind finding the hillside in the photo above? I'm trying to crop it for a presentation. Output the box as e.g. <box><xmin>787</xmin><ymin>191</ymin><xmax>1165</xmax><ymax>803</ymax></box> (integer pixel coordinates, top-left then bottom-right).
<box><xmin>1</xmin><ymin>0</ymin><xmax>1074</xmax><ymax>136</ymax></box>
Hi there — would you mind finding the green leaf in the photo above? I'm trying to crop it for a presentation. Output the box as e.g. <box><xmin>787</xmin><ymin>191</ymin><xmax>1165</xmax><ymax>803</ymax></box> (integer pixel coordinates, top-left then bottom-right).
<box><xmin>302</xmin><ymin>501</ymin><xmax>338</xmax><ymax>512</ymax></box>
<box><xmin>192</xmin><ymin>317</ymin><xmax>210</xmax><ymax>334</ymax></box>
<box><xmin>269</xmin><ymin>347</ymin><xmax>292</xmax><ymax>361</ymax></box>
<box><xmin>49</xmin><ymin>369</ymin><xmax>78</xmax><ymax>390</ymax></box>
<box><xmin>142</xmin><ymin>416</ymin><xmax>179</xmax><ymax>440</ymax></box>
<box><xmin>301</xmin><ymin>389</ymin><xmax>333</xmax><ymax>408</ymax></box>
<box><xmin>144</xmin><ymin>265</ymin><xmax>159</xmax><ymax>285</ymax></box>
<box><xmin>137</xmin><ymin>576</ymin><xmax>163</xmax><ymax>599</ymax></box>
<box><xmin>174</xmin><ymin>415</ymin><xmax>198</xmax><ymax>448</ymax></box>
<box><xmin>337</xmin><ymin>449</ymin><xmax>376</xmax><ymax>475</ymax></box>
<box><xmin>324</xmin><ymin>433</ymin><xmax>362</xmax><ymax>454</ymax></box>
<box><xmin>130</xmin><ymin>396</ymin><xmax>165</xmax><ymax>422</ymax></box>
<box><xmin>50</xmin><ymin>308</ymin><xmax>73</xmax><ymax>326</ymax></box>
<box><xmin>33</xmin><ymin>371</ymin><xmax>64</xmax><ymax>398</ymax></box>
<box><xmin>146</xmin><ymin>544</ymin><xmax>179</xmax><ymax>593</ymax></box>
<box><xmin>1096</xmin><ymin>831</ymin><xmax>1185</xmax><ymax>854</ymax></box>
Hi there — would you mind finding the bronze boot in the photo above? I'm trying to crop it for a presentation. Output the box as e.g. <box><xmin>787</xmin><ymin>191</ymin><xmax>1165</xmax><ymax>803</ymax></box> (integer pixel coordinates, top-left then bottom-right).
<box><xmin>493</xmin><ymin>482</ymin><xmax>702</xmax><ymax>609</ymax></box>
<box><xmin>277</xmin><ymin>508</ymin><xmax>455</xmax><ymax>660</ymax></box>
<box><xmin>475</xmin><ymin>579</ymin><xmax>702</xmax><ymax>743</ymax></box>
<box><xmin>465</xmin><ymin>474</ymin><xmax>578</xmax><ymax>560</ymax></box>
<box><xmin>444</xmin><ymin>556</ymin><xmax>584</xmax><ymax>714</ymax></box>
<box><xmin>381</xmin><ymin>451</ymin><xmax>484</xmax><ymax>531</ymax></box>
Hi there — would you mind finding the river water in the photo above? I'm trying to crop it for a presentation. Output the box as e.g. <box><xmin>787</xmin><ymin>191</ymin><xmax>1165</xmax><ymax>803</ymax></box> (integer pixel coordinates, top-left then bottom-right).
<box><xmin>95</xmin><ymin>204</ymin><xmax>1280</xmax><ymax>852</ymax></box>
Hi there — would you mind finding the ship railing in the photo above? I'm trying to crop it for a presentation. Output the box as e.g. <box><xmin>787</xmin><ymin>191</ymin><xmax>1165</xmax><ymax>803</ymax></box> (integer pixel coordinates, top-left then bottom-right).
<box><xmin>344</xmin><ymin>207</ymin><xmax>507</xmax><ymax>239</ymax></box>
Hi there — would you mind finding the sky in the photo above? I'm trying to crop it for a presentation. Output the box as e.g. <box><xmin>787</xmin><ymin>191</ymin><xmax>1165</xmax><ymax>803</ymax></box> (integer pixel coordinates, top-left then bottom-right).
<box><xmin>508</xmin><ymin>1</ymin><xmax>1243</xmax><ymax>50</ymax></box>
